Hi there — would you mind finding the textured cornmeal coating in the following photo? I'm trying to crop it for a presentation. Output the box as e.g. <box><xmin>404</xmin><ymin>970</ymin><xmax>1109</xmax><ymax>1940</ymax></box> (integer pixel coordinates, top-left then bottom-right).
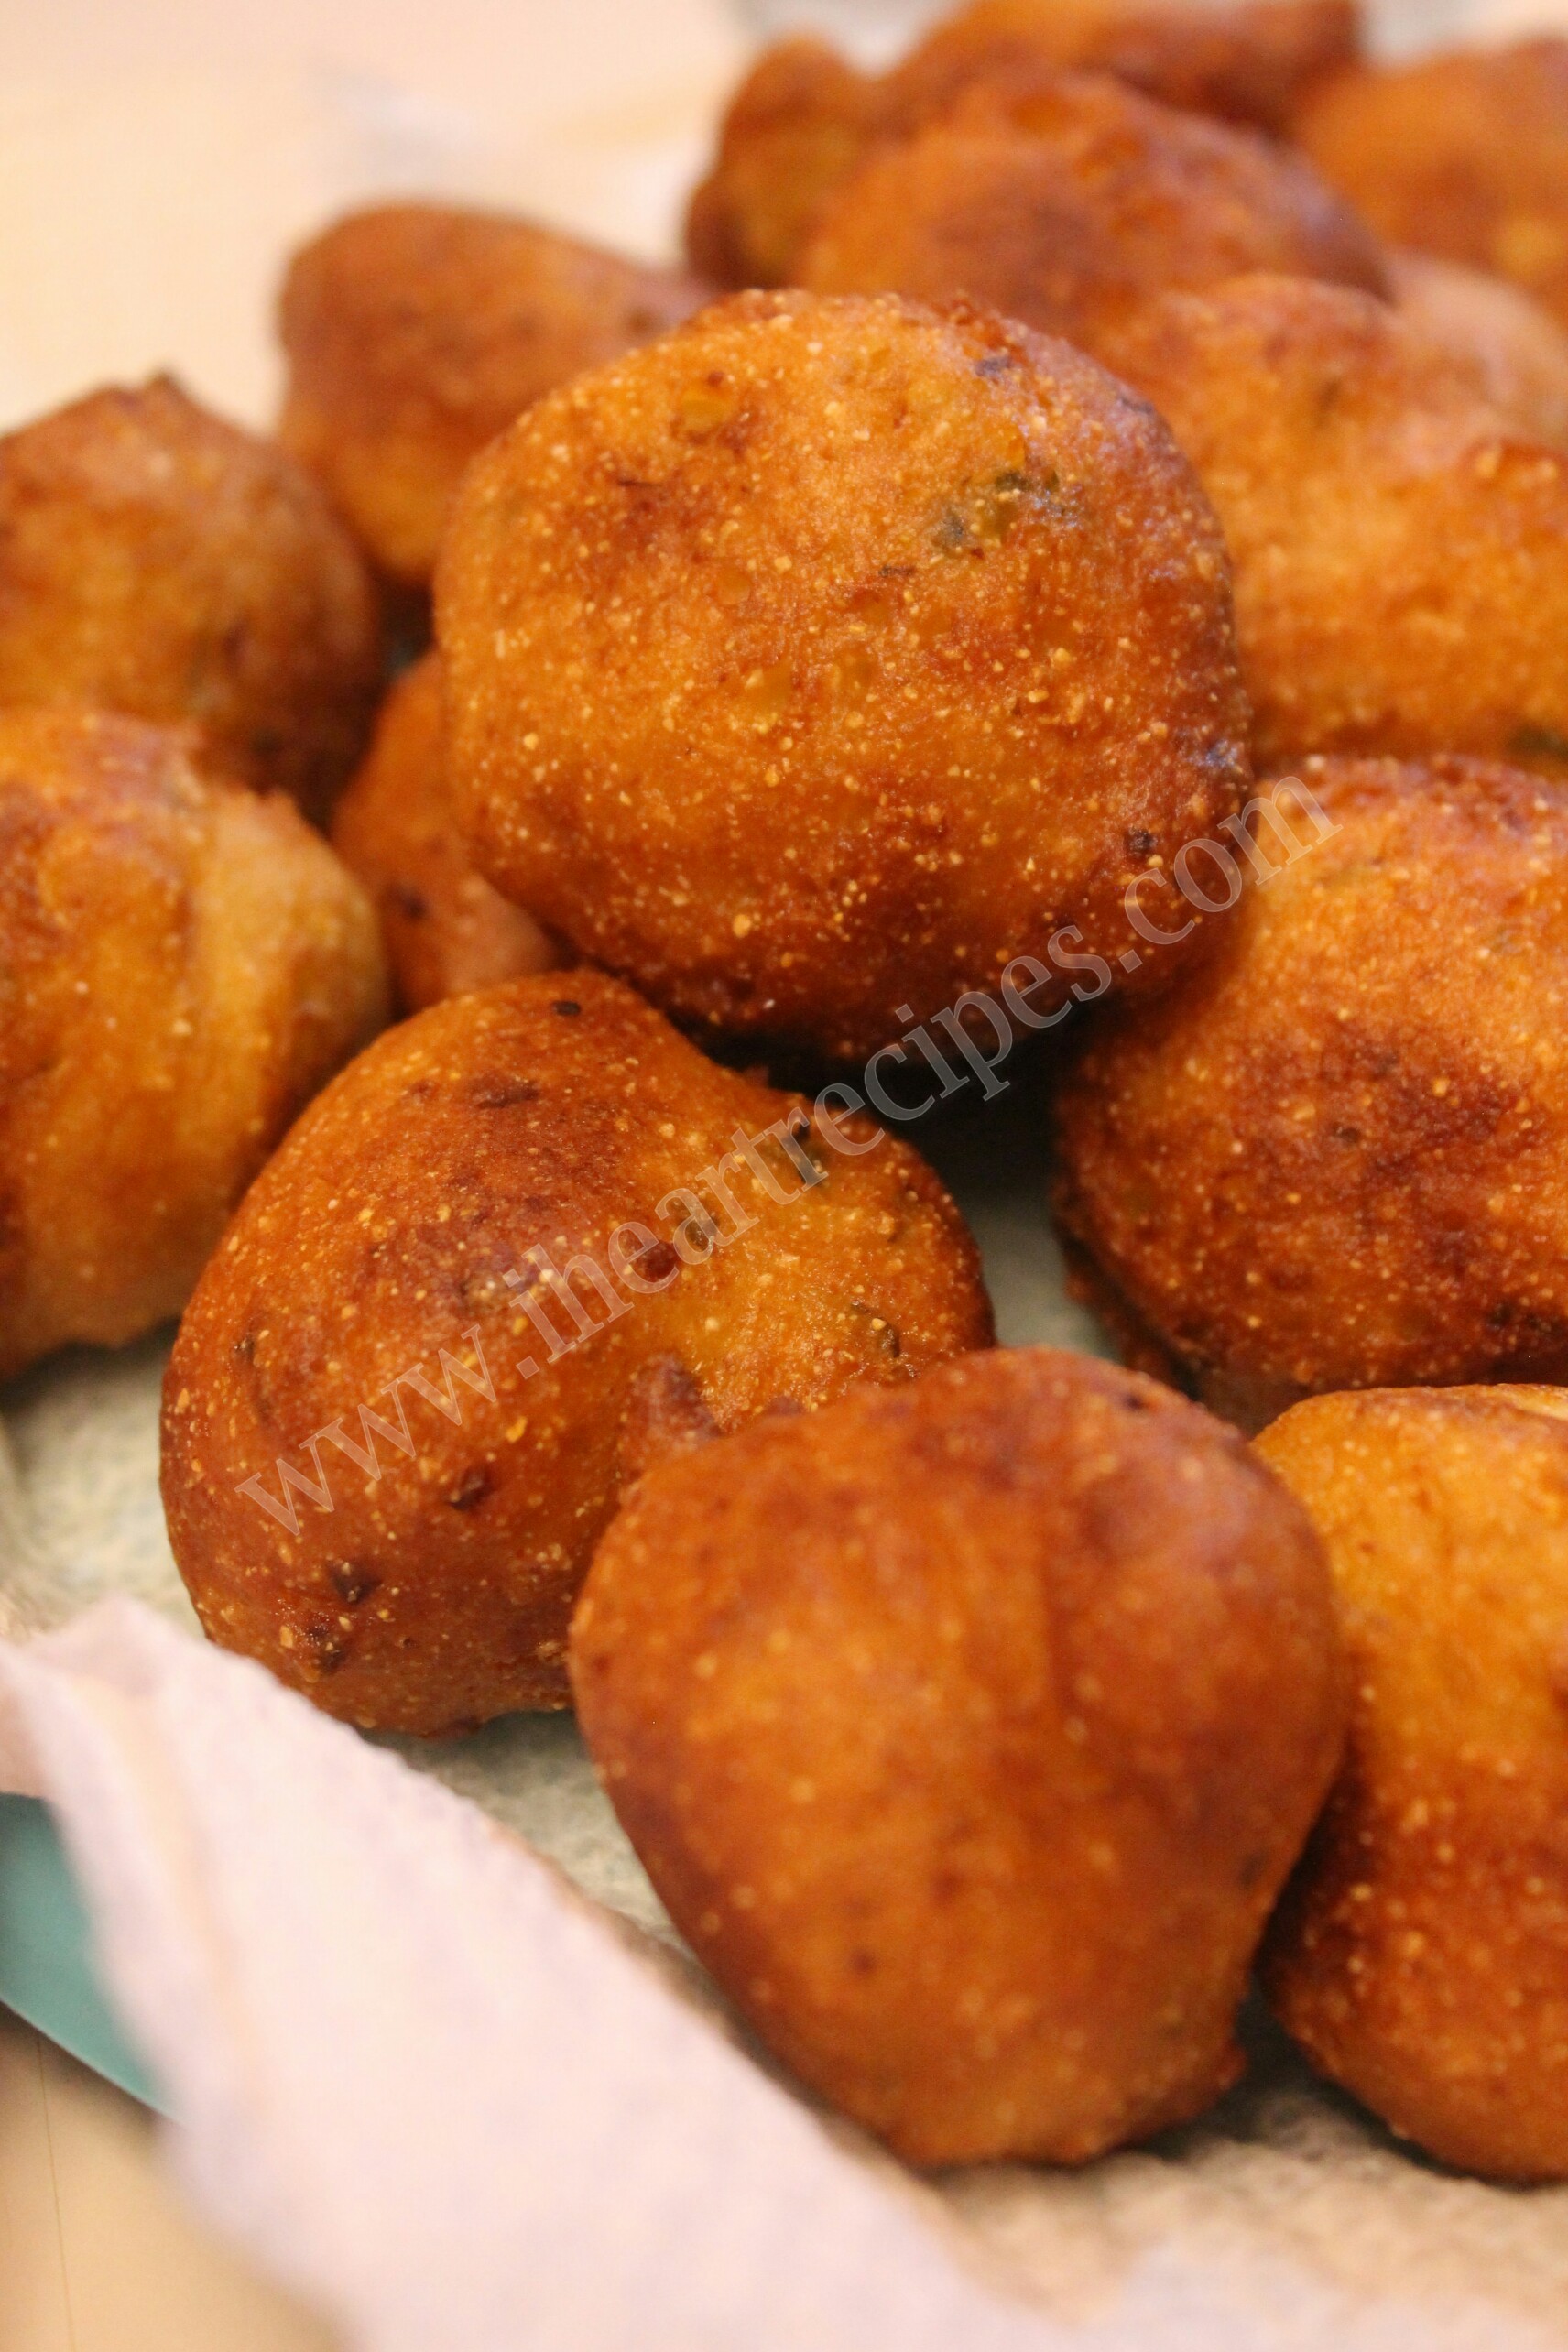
<box><xmin>684</xmin><ymin>0</ymin><xmax>1360</xmax><ymax>287</ymax></box>
<box><xmin>0</xmin><ymin>378</ymin><xmax>382</xmax><ymax>823</ymax></box>
<box><xmin>1258</xmin><ymin>1386</ymin><xmax>1568</xmax><ymax>2182</ymax></box>
<box><xmin>1390</xmin><ymin>251</ymin><xmax>1568</xmax><ymax>450</ymax></box>
<box><xmin>1103</xmin><ymin>273</ymin><xmax>1568</xmax><ymax>779</ymax></box>
<box><xmin>279</xmin><ymin>206</ymin><xmax>710</xmax><ymax>587</ymax></box>
<box><xmin>1295</xmin><ymin>40</ymin><xmax>1568</xmax><ymax>331</ymax></box>
<box><xmin>437</xmin><ymin>291</ymin><xmax>1250</xmax><ymax>1062</ymax></box>
<box><xmin>161</xmin><ymin>970</ymin><xmax>991</xmax><ymax>1735</ymax></box>
<box><xmin>798</xmin><ymin>74</ymin><xmax>1388</xmax><ymax>363</ymax></box>
<box><xmin>1053</xmin><ymin>755</ymin><xmax>1568</xmax><ymax>1431</ymax></box>
<box><xmin>572</xmin><ymin>1346</ymin><xmax>1343</xmax><ymax>2168</ymax></box>
<box><xmin>0</xmin><ymin>710</ymin><xmax>387</xmax><ymax>1385</ymax></box>
<box><xmin>332</xmin><ymin>653</ymin><xmax>561</xmax><ymax>1013</ymax></box>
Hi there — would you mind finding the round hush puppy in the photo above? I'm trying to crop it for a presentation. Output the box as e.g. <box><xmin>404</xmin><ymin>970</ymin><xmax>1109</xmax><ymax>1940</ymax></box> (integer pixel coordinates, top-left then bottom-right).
<box><xmin>0</xmin><ymin>377</ymin><xmax>382</xmax><ymax>822</ymax></box>
<box><xmin>437</xmin><ymin>291</ymin><xmax>1251</xmax><ymax>1062</ymax></box>
<box><xmin>1390</xmin><ymin>251</ymin><xmax>1568</xmax><ymax>451</ymax></box>
<box><xmin>1054</xmin><ymin>755</ymin><xmax>1568</xmax><ymax>1429</ymax></box>
<box><xmin>280</xmin><ymin>206</ymin><xmax>709</xmax><ymax>587</ymax></box>
<box><xmin>332</xmin><ymin>653</ymin><xmax>561</xmax><ymax>1012</ymax></box>
<box><xmin>160</xmin><ymin>971</ymin><xmax>991</xmax><ymax>1736</ymax></box>
<box><xmin>572</xmin><ymin>1347</ymin><xmax>1344</xmax><ymax>2168</ymax></box>
<box><xmin>797</xmin><ymin>74</ymin><xmax>1388</xmax><ymax>363</ymax></box>
<box><xmin>685</xmin><ymin>0</ymin><xmax>1361</xmax><ymax>286</ymax></box>
<box><xmin>1295</xmin><ymin>39</ymin><xmax>1568</xmax><ymax>330</ymax></box>
<box><xmin>0</xmin><ymin>709</ymin><xmax>387</xmax><ymax>1385</ymax></box>
<box><xmin>1104</xmin><ymin>273</ymin><xmax>1568</xmax><ymax>777</ymax></box>
<box><xmin>1259</xmin><ymin>1386</ymin><xmax>1568</xmax><ymax>2181</ymax></box>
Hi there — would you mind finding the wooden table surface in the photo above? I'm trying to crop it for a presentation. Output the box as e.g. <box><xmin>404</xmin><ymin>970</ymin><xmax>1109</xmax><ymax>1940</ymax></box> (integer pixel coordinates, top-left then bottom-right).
<box><xmin>0</xmin><ymin>2009</ymin><xmax>336</xmax><ymax>2352</ymax></box>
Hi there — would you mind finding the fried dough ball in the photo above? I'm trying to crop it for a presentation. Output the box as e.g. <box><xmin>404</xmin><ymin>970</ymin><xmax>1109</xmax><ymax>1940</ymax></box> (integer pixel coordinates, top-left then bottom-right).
<box><xmin>1295</xmin><ymin>40</ymin><xmax>1568</xmax><ymax>331</ymax></box>
<box><xmin>1258</xmin><ymin>1385</ymin><xmax>1568</xmax><ymax>2181</ymax></box>
<box><xmin>797</xmin><ymin>74</ymin><xmax>1387</xmax><ymax>363</ymax></box>
<box><xmin>161</xmin><ymin>970</ymin><xmax>991</xmax><ymax>1735</ymax></box>
<box><xmin>572</xmin><ymin>1346</ymin><xmax>1343</xmax><ymax>2167</ymax></box>
<box><xmin>0</xmin><ymin>378</ymin><xmax>382</xmax><ymax>823</ymax></box>
<box><xmin>0</xmin><ymin>709</ymin><xmax>387</xmax><ymax>1385</ymax></box>
<box><xmin>437</xmin><ymin>290</ymin><xmax>1250</xmax><ymax>1062</ymax></box>
<box><xmin>1053</xmin><ymin>754</ymin><xmax>1568</xmax><ymax>1430</ymax></box>
<box><xmin>279</xmin><ymin>206</ymin><xmax>710</xmax><ymax>588</ymax></box>
<box><xmin>686</xmin><ymin>0</ymin><xmax>1361</xmax><ymax>286</ymax></box>
<box><xmin>331</xmin><ymin>653</ymin><xmax>561</xmax><ymax>1012</ymax></box>
<box><xmin>1103</xmin><ymin>272</ymin><xmax>1568</xmax><ymax>777</ymax></box>
<box><xmin>1390</xmin><ymin>250</ymin><xmax>1568</xmax><ymax>449</ymax></box>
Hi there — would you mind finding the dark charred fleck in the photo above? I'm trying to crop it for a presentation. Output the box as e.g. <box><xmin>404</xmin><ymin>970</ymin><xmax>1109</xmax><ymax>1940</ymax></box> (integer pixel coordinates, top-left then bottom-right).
<box><xmin>327</xmin><ymin>1561</ymin><xmax>380</xmax><ymax>1606</ymax></box>
<box><xmin>470</xmin><ymin>1077</ymin><xmax>539</xmax><ymax>1109</ymax></box>
<box><xmin>391</xmin><ymin>883</ymin><xmax>430</xmax><ymax>920</ymax></box>
<box><xmin>301</xmin><ymin>1620</ymin><xmax>349</xmax><ymax>1674</ymax></box>
<box><xmin>637</xmin><ymin>1237</ymin><xmax>681</xmax><ymax>1285</ymax></box>
<box><xmin>552</xmin><ymin>999</ymin><xmax>582</xmax><ymax>1017</ymax></box>
<box><xmin>448</xmin><ymin>1465</ymin><xmax>494</xmax><ymax>1511</ymax></box>
<box><xmin>232</xmin><ymin>1331</ymin><xmax>256</xmax><ymax>1363</ymax></box>
<box><xmin>1127</xmin><ymin>828</ymin><xmax>1158</xmax><ymax>857</ymax></box>
<box><xmin>975</xmin><ymin>353</ymin><xmax>1016</xmax><ymax>378</ymax></box>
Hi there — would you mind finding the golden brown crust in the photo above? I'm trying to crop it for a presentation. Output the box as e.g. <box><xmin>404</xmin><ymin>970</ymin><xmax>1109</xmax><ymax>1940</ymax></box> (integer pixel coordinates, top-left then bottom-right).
<box><xmin>331</xmin><ymin>652</ymin><xmax>562</xmax><ymax>1012</ymax></box>
<box><xmin>1053</xmin><ymin>754</ymin><xmax>1568</xmax><ymax>1417</ymax></box>
<box><xmin>279</xmin><ymin>205</ymin><xmax>710</xmax><ymax>586</ymax></box>
<box><xmin>798</xmin><ymin>71</ymin><xmax>1388</xmax><ymax>358</ymax></box>
<box><xmin>1258</xmin><ymin>1386</ymin><xmax>1568</xmax><ymax>2181</ymax></box>
<box><xmin>1390</xmin><ymin>250</ymin><xmax>1568</xmax><ymax>449</ymax></box>
<box><xmin>160</xmin><ymin>969</ymin><xmax>993</xmax><ymax>1735</ymax></box>
<box><xmin>1103</xmin><ymin>271</ymin><xmax>1568</xmax><ymax>778</ymax></box>
<box><xmin>0</xmin><ymin>377</ymin><xmax>382</xmax><ymax>823</ymax></box>
<box><xmin>1295</xmin><ymin>39</ymin><xmax>1568</xmax><ymax>330</ymax></box>
<box><xmin>436</xmin><ymin>289</ymin><xmax>1250</xmax><ymax>1062</ymax></box>
<box><xmin>0</xmin><ymin>709</ymin><xmax>387</xmax><ymax>1383</ymax></box>
<box><xmin>685</xmin><ymin>0</ymin><xmax>1362</xmax><ymax>287</ymax></box>
<box><xmin>572</xmin><ymin>1345</ymin><xmax>1344</xmax><ymax>2167</ymax></box>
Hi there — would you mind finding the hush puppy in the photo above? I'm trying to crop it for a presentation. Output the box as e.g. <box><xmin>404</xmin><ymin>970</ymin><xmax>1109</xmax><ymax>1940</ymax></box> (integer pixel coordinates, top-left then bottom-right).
<box><xmin>1259</xmin><ymin>1386</ymin><xmax>1568</xmax><ymax>2181</ymax></box>
<box><xmin>1105</xmin><ymin>273</ymin><xmax>1568</xmax><ymax>777</ymax></box>
<box><xmin>1390</xmin><ymin>250</ymin><xmax>1568</xmax><ymax>450</ymax></box>
<box><xmin>0</xmin><ymin>709</ymin><xmax>387</xmax><ymax>1384</ymax></box>
<box><xmin>1053</xmin><ymin>755</ymin><xmax>1568</xmax><ymax>1428</ymax></box>
<box><xmin>0</xmin><ymin>377</ymin><xmax>382</xmax><ymax>822</ymax></box>
<box><xmin>797</xmin><ymin>74</ymin><xmax>1388</xmax><ymax>361</ymax></box>
<box><xmin>1295</xmin><ymin>39</ymin><xmax>1568</xmax><ymax>329</ymax></box>
<box><xmin>686</xmin><ymin>0</ymin><xmax>1360</xmax><ymax>286</ymax></box>
<box><xmin>572</xmin><ymin>1346</ymin><xmax>1344</xmax><ymax>2167</ymax></box>
<box><xmin>332</xmin><ymin>653</ymin><xmax>561</xmax><ymax>1012</ymax></box>
<box><xmin>279</xmin><ymin>205</ymin><xmax>709</xmax><ymax>587</ymax></box>
<box><xmin>437</xmin><ymin>290</ymin><xmax>1250</xmax><ymax>1062</ymax></box>
<box><xmin>161</xmin><ymin>969</ymin><xmax>992</xmax><ymax>1735</ymax></box>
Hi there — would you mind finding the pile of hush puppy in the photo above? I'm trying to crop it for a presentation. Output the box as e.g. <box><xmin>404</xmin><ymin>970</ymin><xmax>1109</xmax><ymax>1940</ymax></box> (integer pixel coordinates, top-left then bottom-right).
<box><xmin>5</xmin><ymin>0</ymin><xmax>1568</xmax><ymax>2190</ymax></box>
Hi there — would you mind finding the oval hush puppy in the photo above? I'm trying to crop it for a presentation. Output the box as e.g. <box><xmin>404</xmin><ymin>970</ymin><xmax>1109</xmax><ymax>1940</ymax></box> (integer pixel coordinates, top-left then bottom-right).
<box><xmin>0</xmin><ymin>709</ymin><xmax>387</xmax><ymax>1385</ymax></box>
<box><xmin>0</xmin><ymin>377</ymin><xmax>382</xmax><ymax>823</ymax></box>
<box><xmin>160</xmin><ymin>971</ymin><xmax>991</xmax><ymax>1736</ymax></box>
<box><xmin>685</xmin><ymin>0</ymin><xmax>1361</xmax><ymax>286</ymax></box>
<box><xmin>1053</xmin><ymin>755</ymin><xmax>1568</xmax><ymax>1430</ymax></box>
<box><xmin>331</xmin><ymin>652</ymin><xmax>561</xmax><ymax>1012</ymax></box>
<box><xmin>572</xmin><ymin>1347</ymin><xmax>1344</xmax><ymax>2168</ymax></box>
<box><xmin>437</xmin><ymin>291</ymin><xmax>1251</xmax><ymax>1062</ymax></box>
<box><xmin>797</xmin><ymin>74</ymin><xmax>1388</xmax><ymax>363</ymax></box>
<box><xmin>1103</xmin><ymin>273</ymin><xmax>1568</xmax><ymax>778</ymax></box>
<box><xmin>1389</xmin><ymin>251</ymin><xmax>1568</xmax><ymax>451</ymax></box>
<box><xmin>279</xmin><ymin>206</ymin><xmax>710</xmax><ymax>588</ymax></box>
<box><xmin>1295</xmin><ymin>39</ymin><xmax>1568</xmax><ymax>330</ymax></box>
<box><xmin>1258</xmin><ymin>1386</ymin><xmax>1568</xmax><ymax>2181</ymax></box>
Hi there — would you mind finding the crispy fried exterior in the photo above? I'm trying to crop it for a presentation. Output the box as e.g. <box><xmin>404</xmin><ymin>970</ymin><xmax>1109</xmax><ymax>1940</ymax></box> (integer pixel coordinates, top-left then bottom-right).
<box><xmin>0</xmin><ymin>710</ymin><xmax>387</xmax><ymax>1384</ymax></box>
<box><xmin>331</xmin><ymin>653</ymin><xmax>561</xmax><ymax>1012</ymax></box>
<box><xmin>572</xmin><ymin>1346</ymin><xmax>1343</xmax><ymax>2167</ymax></box>
<box><xmin>279</xmin><ymin>206</ymin><xmax>710</xmax><ymax>587</ymax></box>
<box><xmin>1103</xmin><ymin>273</ymin><xmax>1568</xmax><ymax>777</ymax></box>
<box><xmin>1390</xmin><ymin>250</ymin><xmax>1568</xmax><ymax>449</ymax></box>
<box><xmin>1258</xmin><ymin>1386</ymin><xmax>1568</xmax><ymax>2180</ymax></box>
<box><xmin>437</xmin><ymin>290</ymin><xmax>1249</xmax><ymax>1062</ymax></box>
<box><xmin>797</xmin><ymin>74</ymin><xmax>1387</xmax><ymax>362</ymax></box>
<box><xmin>1053</xmin><ymin>755</ymin><xmax>1568</xmax><ymax>1428</ymax></box>
<box><xmin>685</xmin><ymin>0</ymin><xmax>1360</xmax><ymax>286</ymax></box>
<box><xmin>161</xmin><ymin>970</ymin><xmax>992</xmax><ymax>1734</ymax></box>
<box><xmin>1295</xmin><ymin>40</ymin><xmax>1568</xmax><ymax>330</ymax></box>
<box><xmin>0</xmin><ymin>378</ymin><xmax>382</xmax><ymax>823</ymax></box>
